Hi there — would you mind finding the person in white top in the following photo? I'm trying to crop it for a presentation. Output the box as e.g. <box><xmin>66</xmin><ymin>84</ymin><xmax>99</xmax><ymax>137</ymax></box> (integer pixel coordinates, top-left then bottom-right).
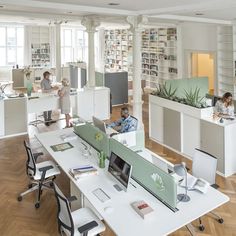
<box><xmin>214</xmin><ymin>92</ymin><xmax>234</xmax><ymax>117</ymax></box>
<box><xmin>58</xmin><ymin>78</ymin><xmax>71</xmax><ymax>128</ymax></box>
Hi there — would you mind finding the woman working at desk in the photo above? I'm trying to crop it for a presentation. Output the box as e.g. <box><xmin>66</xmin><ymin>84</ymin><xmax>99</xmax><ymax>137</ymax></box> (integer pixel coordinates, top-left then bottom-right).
<box><xmin>214</xmin><ymin>92</ymin><xmax>234</xmax><ymax>117</ymax></box>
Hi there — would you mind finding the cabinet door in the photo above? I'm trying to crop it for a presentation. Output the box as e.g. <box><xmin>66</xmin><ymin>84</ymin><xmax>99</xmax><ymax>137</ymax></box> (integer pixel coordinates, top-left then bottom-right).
<box><xmin>4</xmin><ymin>98</ymin><xmax>27</xmax><ymax>135</ymax></box>
<box><xmin>94</xmin><ymin>89</ymin><xmax>110</xmax><ymax>120</ymax></box>
<box><xmin>149</xmin><ymin>103</ymin><xmax>163</xmax><ymax>143</ymax></box>
<box><xmin>200</xmin><ymin>120</ymin><xmax>224</xmax><ymax>174</ymax></box>
<box><xmin>163</xmin><ymin>108</ymin><xmax>181</xmax><ymax>151</ymax></box>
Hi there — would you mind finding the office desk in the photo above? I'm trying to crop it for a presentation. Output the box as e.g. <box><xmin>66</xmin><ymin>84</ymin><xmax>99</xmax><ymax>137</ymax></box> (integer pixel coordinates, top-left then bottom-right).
<box><xmin>36</xmin><ymin>129</ymin><xmax>229</xmax><ymax>236</ymax></box>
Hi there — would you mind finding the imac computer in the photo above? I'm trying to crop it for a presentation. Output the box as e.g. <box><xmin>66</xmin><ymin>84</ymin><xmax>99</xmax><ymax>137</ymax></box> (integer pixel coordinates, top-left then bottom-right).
<box><xmin>92</xmin><ymin>116</ymin><xmax>106</xmax><ymax>133</ymax></box>
<box><xmin>108</xmin><ymin>152</ymin><xmax>132</xmax><ymax>192</ymax></box>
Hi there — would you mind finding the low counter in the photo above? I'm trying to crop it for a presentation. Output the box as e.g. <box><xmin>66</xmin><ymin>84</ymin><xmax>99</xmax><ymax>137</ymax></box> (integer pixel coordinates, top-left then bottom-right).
<box><xmin>149</xmin><ymin>94</ymin><xmax>236</xmax><ymax>177</ymax></box>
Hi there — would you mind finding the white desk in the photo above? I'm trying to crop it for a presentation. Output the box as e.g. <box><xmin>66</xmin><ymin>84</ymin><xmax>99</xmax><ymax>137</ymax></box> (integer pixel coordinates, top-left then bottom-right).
<box><xmin>36</xmin><ymin>129</ymin><xmax>229</xmax><ymax>236</ymax></box>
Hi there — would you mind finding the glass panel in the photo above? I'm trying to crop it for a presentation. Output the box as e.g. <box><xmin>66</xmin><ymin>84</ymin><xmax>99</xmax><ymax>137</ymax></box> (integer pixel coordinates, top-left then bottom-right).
<box><xmin>84</xmin><ymin>32</ymin><xmax>88</xmax><ymax>46</ymax></box>
<box><xmin>76</xmin><ymin>47</ymin><xmax>83</xmax><ymax>61</ymax></box>
<box><xmin>7</xmin><ymin>47</ymin><xmax>16</xmax><ymax>65</ymax></box>
<box><xmin>0</xmin><ymin>47</ymin><xmax>6</xmax><ymax>66</ymax></box>
<box><xmin>64</xmin><ymin>29</ymin><xmax>72</xmax><ymax>47</ymax></box>
<box><xmin>83</xmin><ymin>46</ymin><xmax>88</xmax><ymax>63</ymax></box>
<box><xmin>17</xmin><ymin>47</ymin><xmax>23</xmax><ymax>66</ymax></box>
<box><xmin>17</xmin><ymin>28</ymin><xmax>24</xmax><ymax>46</ymax></box>
<box><xmin>64</xmin><ymin>47</ymin><xmax>72</xmax><ymax>63</ymax></box>
<box><xmin>76</xmin><ymin>30</ymin><xmax>84</xmax><ymax>46</ymax></box>
<box><xmin>7</xmin><ymin>27</ymin><xmax>16</xmax><ymax>46</ymax></box>
<box><xmin>0</xmin><ymin>27</ymin><xmax>6</xmax><ymax>46</ymax></box>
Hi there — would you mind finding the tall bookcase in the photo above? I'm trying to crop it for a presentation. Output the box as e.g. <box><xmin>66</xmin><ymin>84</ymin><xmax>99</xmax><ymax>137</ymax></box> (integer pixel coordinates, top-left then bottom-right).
<box><xmin>217</xmin><ymin>26</ymin><xmax>234</xmax><ymax>97</ymax></box>
<box><xmin>31</xmin><ymin>27</ymin><xmax>51</xmax><ymax>67</ymax></box>
<box><xmin>104</xmin><ymin>29</ymin><xmax>132</xmax><ymax>76</ymax></box>
<box><xmin>142</xmin><ymin>28</ymin><xmax>178</xmax><ymax>88</ymax></box>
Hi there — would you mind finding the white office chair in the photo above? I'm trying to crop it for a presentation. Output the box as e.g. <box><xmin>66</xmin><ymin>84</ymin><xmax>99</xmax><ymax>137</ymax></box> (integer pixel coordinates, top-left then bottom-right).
<box><xmin>192</xmin><ymin>148</ymin><xmax>224</xmax><ymax>231</ymax></box>
<box><xmin>17</xmin><ymin>140</ymin><xmax>61</xmax><ymax>208</ymax></box>
<box><xmin>53</xmin><ymin>183</ymin><xmax>105</xmax><ymax>236</ymax></box>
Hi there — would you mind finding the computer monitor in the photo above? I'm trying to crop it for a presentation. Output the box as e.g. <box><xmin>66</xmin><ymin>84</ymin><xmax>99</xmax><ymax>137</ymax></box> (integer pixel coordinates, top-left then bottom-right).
<box><xmin>108</xmin><ymin>152</ymin><xmax>132</xmax><ymax>192</ymax></box>
<box><xmin>92</xmin><ymin>116</ymin><xmax>106</xmax><ymax>133</ymax></box>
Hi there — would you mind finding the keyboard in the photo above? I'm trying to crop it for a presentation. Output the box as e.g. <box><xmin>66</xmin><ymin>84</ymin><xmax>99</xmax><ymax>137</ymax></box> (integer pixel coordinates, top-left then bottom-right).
<box><xmin>92</xmin><ymin>188</ymin><xmax>110</xmax><ymax>203</ymax></box>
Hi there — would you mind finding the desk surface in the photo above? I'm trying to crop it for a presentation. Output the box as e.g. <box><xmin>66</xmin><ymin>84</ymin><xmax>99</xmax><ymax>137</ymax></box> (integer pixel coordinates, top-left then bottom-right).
<box><xmin>36</xmin><ymin>128</ymin><xmax>229</xmax><ymax>236</ymax></box>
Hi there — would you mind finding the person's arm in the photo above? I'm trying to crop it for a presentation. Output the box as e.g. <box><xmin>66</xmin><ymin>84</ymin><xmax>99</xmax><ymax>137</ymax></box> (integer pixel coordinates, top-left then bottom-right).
<box><xmin>229</xmin><ymin>105</ymin><xmax>235</xmax><ymax>116</ymax></box>
<box><xmin>58</xmin><ymin>87</ymin><xmax>65</xmax><ymax>98</ymax></box>
<box><xmin>108</xmin><ymin>119</ymin><xmax>122</xmax><ymax>128</ymax></box>
<box><xmin>126</xmin><ymin>118</ymin><xmax>138</xmax><ymax>132</ymax></box>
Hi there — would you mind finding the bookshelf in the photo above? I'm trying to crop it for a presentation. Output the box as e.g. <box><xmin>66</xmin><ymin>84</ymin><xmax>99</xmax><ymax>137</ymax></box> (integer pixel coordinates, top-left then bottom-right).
<box><xmin>31</xmin><ymin>27</ymin><xmax>51</xmax><ymax>67</ymax></box>
<box><xmin>217</xmin><ymin>26</ymin><xmax>234</xmax><ymax>97</ymax></box>
<box><xmin>142</xmin><ymin>27</ymin><xmax>178</xmax><ymax>88</ymax></box>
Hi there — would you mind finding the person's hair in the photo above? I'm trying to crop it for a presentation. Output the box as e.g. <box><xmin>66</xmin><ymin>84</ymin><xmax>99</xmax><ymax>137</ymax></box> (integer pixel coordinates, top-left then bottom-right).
<box><xmin>61</xmin><ymin>78</ymin><xmax>70</xmax><ymax>87</ymax></box>
<box><xmin>43</xmin><ymin>71</ymin><xmax>50</xmax><ymax>78</ymax></box>
<box><xmin>222</xmin><ymin>92</ymin><xmax>233</xmax><ymax>106</ymax></box>
<box><xmin>121</xmin><ymin>106</ymin><xmax>129</xmax><ymax>115</ymax></box>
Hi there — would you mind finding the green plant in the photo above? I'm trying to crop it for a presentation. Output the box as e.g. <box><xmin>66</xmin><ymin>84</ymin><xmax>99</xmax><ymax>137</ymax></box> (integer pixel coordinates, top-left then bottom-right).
<box><xmin>152</xmin><ymin>83</ymin><xmax>177</xmax><ymax>100</ymax></box>
<box><xmin>184</xmin><ymin>87</ymin><xmax>205</xmax><ymax>108</ymax></box>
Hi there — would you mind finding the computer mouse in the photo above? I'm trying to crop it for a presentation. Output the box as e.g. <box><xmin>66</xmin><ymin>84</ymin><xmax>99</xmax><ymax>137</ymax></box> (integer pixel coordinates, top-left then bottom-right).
<box><xmin>104</xmin><ymin>207</ymin><xmax>113</xmax><ymax>214</ymax></box>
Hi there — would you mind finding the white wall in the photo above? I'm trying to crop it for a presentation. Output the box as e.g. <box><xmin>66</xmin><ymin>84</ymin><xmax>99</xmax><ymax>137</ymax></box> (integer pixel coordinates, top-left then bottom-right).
<box><xmin>180</xmin><ymin>22</ymin><xmax>217</xmax><ymax>78</ymax></box>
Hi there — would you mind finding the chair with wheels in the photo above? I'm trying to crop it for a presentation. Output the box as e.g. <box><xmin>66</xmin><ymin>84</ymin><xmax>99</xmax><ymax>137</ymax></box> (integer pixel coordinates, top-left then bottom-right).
<box><xmin>17</xmin><ymin>140</ymin><xmax>61</xmax><ymax>208</ymax></box>
<box><xmin>53</xmin><ymin>183</ymin><xmax>105</xmax><ymax>236</ymax></box>
<box><xmin>192</xmin><ymin>148</ymin><xmax>224</xmax><ymax>231</ymax></box>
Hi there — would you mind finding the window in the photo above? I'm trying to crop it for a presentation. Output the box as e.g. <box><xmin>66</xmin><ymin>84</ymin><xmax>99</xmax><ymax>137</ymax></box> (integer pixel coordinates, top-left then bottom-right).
<box><xmin>0</xmin><ymin>26</ymin><xmax>24</xmax><ymax>67</ymax></box>
<box><xmin>61</xmin><ymin>27</ymin><xmax>98</xmax><ymax>66</ymax></box>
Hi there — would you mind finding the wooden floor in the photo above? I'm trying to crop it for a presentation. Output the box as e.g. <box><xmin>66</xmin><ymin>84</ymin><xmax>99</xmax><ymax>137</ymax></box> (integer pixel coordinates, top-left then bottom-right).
<box><xmin>0</xmin><ymin>95</ymin><xmax>235</xmax><ymax>236</ymax></box>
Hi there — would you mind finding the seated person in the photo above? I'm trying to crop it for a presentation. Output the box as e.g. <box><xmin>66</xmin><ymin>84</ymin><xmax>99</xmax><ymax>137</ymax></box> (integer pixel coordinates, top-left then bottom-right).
<box><xmin>108</xmin><ymin>107</ymin><xmax>138</xmax><ymax>133</ymax></box>
<box><xmin>214</xmin><ymin>92</ymin><xmax>234</xmax><ymax>117</ymax></box>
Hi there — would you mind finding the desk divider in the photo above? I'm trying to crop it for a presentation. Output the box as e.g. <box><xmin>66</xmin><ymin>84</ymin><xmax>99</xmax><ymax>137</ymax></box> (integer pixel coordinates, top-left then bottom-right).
<box><xmin>110</xmin><ymin>138</ymin><xmax>177</xmax><ymax>211</ymax></box>
<box><xmin>73</xmin><ymin>123</ymin><xmax>110</xmax><ymax>158</ymax></box>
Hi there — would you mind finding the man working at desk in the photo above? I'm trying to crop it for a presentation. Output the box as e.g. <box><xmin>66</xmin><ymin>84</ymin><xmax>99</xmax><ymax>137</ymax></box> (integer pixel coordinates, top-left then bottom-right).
<box><xmin>108</xmin><ymin>107</ymin><xmax>138</xmax><ymax>133</ymax></box>
<box><xmin>40</xmin><ymin>71</ymin><xmax>58</xmax><ymax>126</ymax></box>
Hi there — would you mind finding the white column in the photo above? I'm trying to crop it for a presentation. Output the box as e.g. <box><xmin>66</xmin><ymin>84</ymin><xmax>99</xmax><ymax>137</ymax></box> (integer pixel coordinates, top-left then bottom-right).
<box><xmin>81</xmin><ymin>17</ymin><xmax>100</xmax><ymax>87</ymax></box>
<box><xmin>127</xmin><ymin>16</ymin><xmax>148</xmax><ymax>127</ymax></box>
<box><xmin>55</xmin><ymin>22</ymin><xmax>61</xmax><ymax>82</ymax></box>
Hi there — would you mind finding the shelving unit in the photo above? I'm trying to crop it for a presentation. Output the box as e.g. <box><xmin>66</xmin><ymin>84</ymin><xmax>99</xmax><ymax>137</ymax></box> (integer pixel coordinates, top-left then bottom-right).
<box><xmin>217</xmin><ymin>26</ymin><xmax>234</xmax><ymax>97</ymax></box>
<box><xmin>104</xmin><ymin>29</ymin><xmax>132</xmax><ymax>79</ymax></box>
<box><xmin>141</xmin><ymin>28</ymin><xmax>178</xmax><ymax>88</ymax></box>
<box><xmin>31</xmin><ymin>27</ymin><xmax>51</xmax><ymax>67</ymax></box>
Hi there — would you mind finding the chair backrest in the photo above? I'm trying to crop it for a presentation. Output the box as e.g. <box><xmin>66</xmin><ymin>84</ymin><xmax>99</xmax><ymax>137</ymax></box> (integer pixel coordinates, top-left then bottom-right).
<box><xmin>53</xmin><ymin>183</ymin><xmax>74</xmax><ymax>236</ymax></box>
<box><xmin>24</xmin><ymin>140</ymin><xmax>36</xmax><ymax>177</ymax></box>
<box><xmin>192</xmin><ymin>148</ymin><xmax>217</xmax><ymax>185</ymax></box>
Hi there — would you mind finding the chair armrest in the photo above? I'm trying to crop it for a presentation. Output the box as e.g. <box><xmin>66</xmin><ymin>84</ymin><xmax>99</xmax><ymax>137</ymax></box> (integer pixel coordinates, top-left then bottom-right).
<box><xmin>67</xmin><ymin>196</ymin><xmax>77</xmax><ymax>202</ymax></box>
<box><xmin>38</xmin><ymin>165</ymin><xmax>53</xmax><ymax>172</ymax></box>
<box><xmin>33</xmin><ymin>152</ymin><xmax>44</xmax><ymax>162</ymax></box>
<box><xmin>78</xmin><ymin>221</ymin><xmax>98</xmax><ymax>235</ymax></box>
<box><xmin>38</xmin><ymin>165</ymin><xmax>54</xmax><ymax>181</ymax></box>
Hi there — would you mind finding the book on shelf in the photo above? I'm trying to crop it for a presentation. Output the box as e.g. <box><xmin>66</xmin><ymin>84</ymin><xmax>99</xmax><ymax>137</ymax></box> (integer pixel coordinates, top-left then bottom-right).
<box><xmin>69</xmin><ymin>165</ymin><xmax>98</xmax><ymax>180</ymax></box>
<box><xmin>131</xmin><ymin>200</ymin><xmax>154</xmax><ymax>219</ymax></box>
<box><xmin>181</xmin><ymin>175</ymin><xmax>210</xmax><ymax>194</ymax></box>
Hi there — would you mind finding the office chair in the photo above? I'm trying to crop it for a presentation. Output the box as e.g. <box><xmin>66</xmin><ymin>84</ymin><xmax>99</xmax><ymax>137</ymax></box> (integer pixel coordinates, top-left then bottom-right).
<box><xmin>192</xmin><ymin>148</ymin><xmax>224</xmax><ymax>231</ymax></box>
<box><xmin>17</xmin><ymin>140</ymin><xmax>60</xmax><ymax>208</ymax></box>
<box><xmin>53</xmin><ymin>183</ymin><xmax>105</xmax><ymax>236</ymax></box>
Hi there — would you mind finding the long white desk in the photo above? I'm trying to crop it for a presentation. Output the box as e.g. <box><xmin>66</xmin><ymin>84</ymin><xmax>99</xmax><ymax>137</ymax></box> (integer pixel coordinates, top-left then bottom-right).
<box><xmin>36</xmin><ymin>128</ymin><xmax>229</xmax><ymax>236</ymax></box>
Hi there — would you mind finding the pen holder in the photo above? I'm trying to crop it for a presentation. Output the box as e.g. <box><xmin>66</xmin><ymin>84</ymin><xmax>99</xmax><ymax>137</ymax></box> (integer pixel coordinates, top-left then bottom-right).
<box><xmin>98</xmin><ymin>151</ymin><xmax>106</xmax><ymax>169</ymax></box>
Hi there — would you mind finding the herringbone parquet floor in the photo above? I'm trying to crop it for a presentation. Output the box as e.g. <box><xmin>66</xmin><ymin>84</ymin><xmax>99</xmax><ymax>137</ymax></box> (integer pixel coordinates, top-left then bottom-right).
<box><xmin>0</xmin><ymin>95</ymin><xmax>235</xmax><ymax>236</ymax></box>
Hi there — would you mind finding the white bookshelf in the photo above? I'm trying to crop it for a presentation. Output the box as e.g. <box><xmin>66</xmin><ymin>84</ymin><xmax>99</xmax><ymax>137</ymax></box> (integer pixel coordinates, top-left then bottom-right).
<box><xmin>104</xmin><ymin>29</ymin><xmax>133</xmax><ymax>81</ymax></box>
<box><xmin>31</xmin><ymin>27</ymin><xmax>51</xmax><ymax>67</ymax></box>
<box><xmin>217</xmin><ymin>26</ymin><xmax>234</xmax><ymax>97</ymax></box>
<box><xmin>141</xmin><ymin>28</ymin><xmax>178</xmax><ymax>89</ymax></box>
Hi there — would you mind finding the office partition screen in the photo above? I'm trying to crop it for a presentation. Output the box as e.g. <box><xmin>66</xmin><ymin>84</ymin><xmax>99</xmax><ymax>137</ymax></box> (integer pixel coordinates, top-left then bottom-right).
<box><xmin>110</xmin><ymin>139</ymin><xmax>177</xmax><ymax>211</ymax></box>
<box><xmin>74</xmin><ymin>123</ymin><xmax>110</xmax><ymax>158</ymax></box>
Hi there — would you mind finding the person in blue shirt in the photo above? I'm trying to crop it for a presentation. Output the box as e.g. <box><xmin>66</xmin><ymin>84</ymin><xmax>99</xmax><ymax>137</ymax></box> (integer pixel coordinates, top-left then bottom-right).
<box><xmin>108</xmin><ymin>107</ymin><xmax>138</xmax><ymax>133</ymax></box>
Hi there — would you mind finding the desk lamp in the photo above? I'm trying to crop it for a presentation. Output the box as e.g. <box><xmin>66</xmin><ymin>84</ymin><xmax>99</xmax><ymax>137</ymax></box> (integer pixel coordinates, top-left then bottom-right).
<box><xmin>174</xmin><ymin>162</ymin><xmax>190</xmax><ymax>202</ymax></box>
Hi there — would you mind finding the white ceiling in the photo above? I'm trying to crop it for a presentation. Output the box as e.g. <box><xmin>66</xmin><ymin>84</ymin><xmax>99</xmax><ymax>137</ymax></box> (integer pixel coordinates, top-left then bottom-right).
<box><xmin>0</xmin><ymin>0</ymin><xmax>235</xmax><ymax>25</ymax></box>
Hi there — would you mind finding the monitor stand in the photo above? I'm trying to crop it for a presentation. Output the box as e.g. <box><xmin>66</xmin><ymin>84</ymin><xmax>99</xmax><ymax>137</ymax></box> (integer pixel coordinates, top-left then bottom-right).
<box><xmin>113</xmin><ymin>184</ymin><xmax>123</xmax><ymax>192</ymax></box>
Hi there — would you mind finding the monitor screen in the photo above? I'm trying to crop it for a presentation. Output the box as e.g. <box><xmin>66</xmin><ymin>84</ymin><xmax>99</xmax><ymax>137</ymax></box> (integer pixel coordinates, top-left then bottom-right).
<box><xmin>108</xmin><ymin>152</ymin><xmax>132</xmax><ymax>189</ymax></box>
<box><xmin>92</xmin><ymin>116</ymin><xmax>106</xmax><ymax>133</ymax></box>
